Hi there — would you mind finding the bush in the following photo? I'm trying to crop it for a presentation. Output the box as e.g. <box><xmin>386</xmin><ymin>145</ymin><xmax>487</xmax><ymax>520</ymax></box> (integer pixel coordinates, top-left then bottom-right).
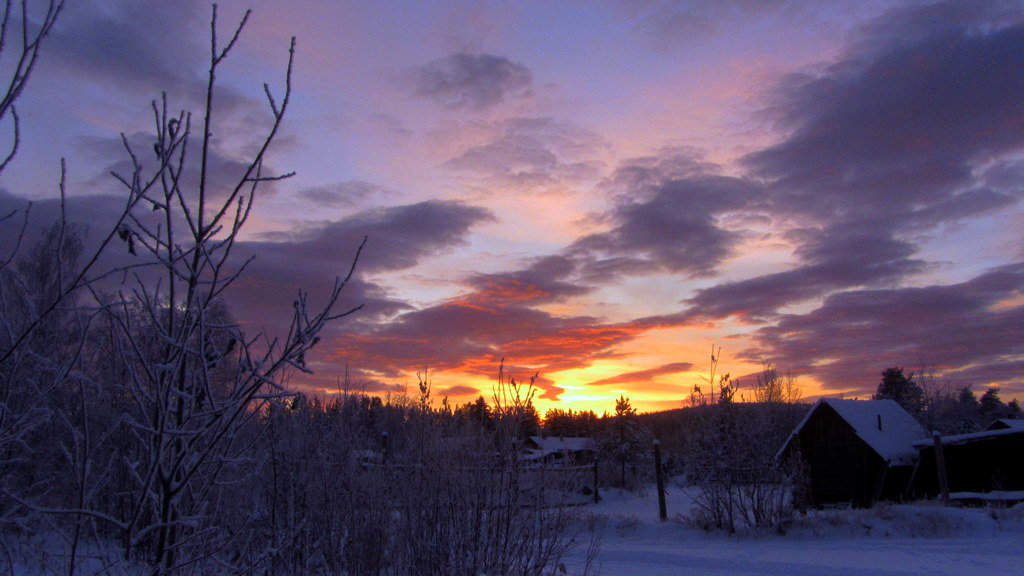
<box><xmin>679</xmin><ymin>399</ymin><xmax>806</xmax><ymax>533</ymax></box>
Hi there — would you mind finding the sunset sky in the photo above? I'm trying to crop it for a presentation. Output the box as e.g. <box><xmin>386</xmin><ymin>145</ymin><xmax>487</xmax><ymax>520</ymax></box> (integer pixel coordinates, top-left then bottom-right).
<box><xmin>2</xmin><ymin>0</ymin><xmax>1022</xmax><ymax>413</ymax></box>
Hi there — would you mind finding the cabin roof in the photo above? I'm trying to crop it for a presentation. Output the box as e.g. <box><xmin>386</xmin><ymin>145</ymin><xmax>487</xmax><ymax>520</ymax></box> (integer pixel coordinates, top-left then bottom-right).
<box><xmin>986</xmin><ymin>418</ymin><xmax>1024</xmax><ymax>431</ymax></box>
<box><xmin>781</xmin><ymin>398</ymin><xmax>928</xmax><ymax>465</ymax></box>
<box><xmin>527</xmin><ymin>436</ymin><xmax>597</xmax><ymax>452</ymax></box>
<box><xmin>912</xmin><ymin>426</ymin><xmax>1024</xmax><ymax>448</ymax></box>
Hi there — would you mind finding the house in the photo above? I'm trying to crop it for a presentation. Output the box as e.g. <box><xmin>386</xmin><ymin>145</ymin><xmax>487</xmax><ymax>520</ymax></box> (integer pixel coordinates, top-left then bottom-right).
<box><xmin>521</xmin><ymin>436</ymin><xmax>599</xmax><ymax>504</ymax></box>
<box><xmin>777</xmin><ymin>398</ymin><xmax>928</xmax><ymax>507</ymax></box>
<box><xmin>523</xmin><ymin>436</ymin><xmax>598</xmax><ymax>465</ymax></box>
<box><xmin>909</xmin><ymin>426</ymin><xmax>1024</xmax><ymax>500</ymax></box>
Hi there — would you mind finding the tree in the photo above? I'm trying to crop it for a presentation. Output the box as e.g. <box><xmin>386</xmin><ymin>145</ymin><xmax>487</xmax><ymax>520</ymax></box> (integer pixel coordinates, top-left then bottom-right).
<box><xmin>491</xmin><ymin>360</ymin><xmax>541</xmax><ymax>439</ymax></box>
<box><xmin>0</xmin><ymin>1</ymin><xmax>150</xmax><ymax>547</ymax></box>
<box><xmin>454</xmin><ymin>395</ymin><xmax>493</xmax><ymax>429</ymax></box>
<box><xmin>543</xmin><ymin>407</ymin><xmax>599</xmax><ymax>438</ymax></box>
<box><xmin>91</xmin><ymin>9</ymin><xmax>366</xmax><ymax>573</ymax></box>
<box><xmin>0</xmin><ymin>0</ymin><xmax>63</xmax><ymax>173</ymax></box>
<box><xmin>958</xmin><ymin>385</ymin><xmax>979</xmax><ymax>409</ymax></box>
<box><xmin>0</xmin><ymin>7</ymin><xmax>363</xmax><ymax>574</ymax></box>
<box><xmin>599</xmin><ymin>395</ymin><xmax>650</xmax><ymax>488</ymax></box>
<box><xmin>873</xmin><ymin>367</ymin><xmax>924</xmax><ymax>414</ymax></box>
<box><xmin>614</xmin><ymin>394</ymin><xmax>636</xmax><ymax>418</ymax></box>
<box><xmin>753</xmin><ymin>360</ymin><xmax>801</xmax><ymax>404</ymax></box>
<box><xmin>0</xmin><ymin>0</ymin><xmax>70</xmax><ymax>462</ymax></box>
<box><xmin>979</xmin><ymin>387</ymin><xmax>1012</xmax><ymax>421</ymax></box>
<box><xmin>920</xmin><ymin>384</ymin><xmax>984</xmax><ymax>434</ymax></box>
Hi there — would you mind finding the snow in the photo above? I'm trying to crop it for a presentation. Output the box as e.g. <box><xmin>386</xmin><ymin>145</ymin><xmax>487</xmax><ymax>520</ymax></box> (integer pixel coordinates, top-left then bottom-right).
<box><xmin>950</xmin><ymin>491</ymin><xmax>1024</xmax><ymax>502</ymax></box>
<box><xmin>780</xmin><ymin>398</ymin><xmax>928</xmax><ymax>465</ymax></box>
<box><xmin>569</xmin><ymin>482</ymin><xmax>1024</xmax><ymax>576</ymax></box>
<box><xmin>987</xmin><ymin>419</ymin><xmax>1024</xmax><ymax>431</ymax></box>
<box><xmin>12</xmin><ymin>480</ymin><xmax>1024</xmax><ymax>575</ymax></box>
<box><xmin>912</xmin><ymin>426</ymin><xmax>1024</xmax><ymax>448</ymax></box>
<box><xmin>527</xmin><ymin>436</ymin><xmax>597</xmax><ymax>452</ymax></box>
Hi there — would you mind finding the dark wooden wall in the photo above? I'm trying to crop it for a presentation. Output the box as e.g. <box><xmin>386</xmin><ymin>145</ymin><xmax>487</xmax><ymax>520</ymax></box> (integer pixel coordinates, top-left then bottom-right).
<box><xmin>911</xmin><ymin>432</ymin><xmax>1024</xmax><ymax>497</ymax></box>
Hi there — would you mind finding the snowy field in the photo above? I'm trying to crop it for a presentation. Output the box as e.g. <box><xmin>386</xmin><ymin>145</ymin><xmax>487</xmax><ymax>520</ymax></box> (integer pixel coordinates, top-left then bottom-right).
<box><xmin>8</xmin><ymin>484</ymin><xmax>1023</xmax><ymax>575</ymax></box>
<box><xmin>572</xmin><ymin>485</ymin><xmax>1024</xmax><ymax>576</ymax></box>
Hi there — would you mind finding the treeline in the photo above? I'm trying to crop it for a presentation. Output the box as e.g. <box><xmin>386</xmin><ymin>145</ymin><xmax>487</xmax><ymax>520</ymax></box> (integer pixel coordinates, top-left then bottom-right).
<box><xmin>2</xmin><ymin>339</ymin><xmax>594</xmax><ymax>575</ymax></box>
<box><xmin>872</xmin><ymin>367</ymin><xmax>1023</xmax><ymax>433</ymax></box>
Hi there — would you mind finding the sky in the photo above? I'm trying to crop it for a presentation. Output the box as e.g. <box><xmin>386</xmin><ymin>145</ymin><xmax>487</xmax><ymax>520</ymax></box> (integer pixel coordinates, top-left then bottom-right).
<box><xmin>1</xmin><ymin>0</ymin><xmax>1022</xmax><ymax>413</ymax></box>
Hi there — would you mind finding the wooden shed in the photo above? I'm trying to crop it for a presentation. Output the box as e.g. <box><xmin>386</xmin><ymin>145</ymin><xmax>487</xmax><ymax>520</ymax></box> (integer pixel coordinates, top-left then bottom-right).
<box><xmin>777</xmin><ymin>398</ymin><xmax>928</xmax><ymax>507</ymax></box>
<box><xmin>909</xmin><ymin>426</ymin><xmax>1024</xmax><ymax>500</ymax></box>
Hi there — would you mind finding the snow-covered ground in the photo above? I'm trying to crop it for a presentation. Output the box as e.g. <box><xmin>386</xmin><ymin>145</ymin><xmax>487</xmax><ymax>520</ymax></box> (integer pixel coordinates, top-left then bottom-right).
<box><xmin>571</xmin><ymin>484</ymin><xmax>1024</xmax><ymax>576</ymax></box>
<box><xmin>9</xmin><ymin>484</ymin><xmax>1023</xmax><ymax>575</ymax></box>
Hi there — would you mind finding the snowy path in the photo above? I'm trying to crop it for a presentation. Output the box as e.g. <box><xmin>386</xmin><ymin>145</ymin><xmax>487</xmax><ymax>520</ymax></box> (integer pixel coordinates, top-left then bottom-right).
<box><xmin>595</xmin><ymin>533</ymin><xmax>1023</xmax><ymax>575</ymax></box>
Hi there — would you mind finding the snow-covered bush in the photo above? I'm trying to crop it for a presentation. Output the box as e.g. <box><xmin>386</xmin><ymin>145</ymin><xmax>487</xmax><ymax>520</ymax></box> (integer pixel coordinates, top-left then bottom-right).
<box><xmin>681</xmin><ymin>401</ymin><xmax>803</xmax><ymax>534</ymax></box>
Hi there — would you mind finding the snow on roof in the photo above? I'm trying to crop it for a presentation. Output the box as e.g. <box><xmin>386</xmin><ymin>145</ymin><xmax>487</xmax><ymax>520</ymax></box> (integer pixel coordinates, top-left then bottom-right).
<box><xmin>527</xmin><ymin>436</ymin><xmax>597</xmax><ymax>452</ymax></box>
<box><xmin>912</xmin><ymin>425</ymin><xmax>1024</xmax><ymax>448</ymax></box>
<box><xmin>987</xmin><ymin>418</ymin><xmax>1024</xmax><ymax>431</ymax></box>
<box><xmin>949</xmin><ymin>491</ymin><xmax>1024</xmax><ymax>502</ymax></box>
<box><xmin>783</xmin><ymin>398</ymin><xmax>928</xmax><ymax>465</ymax></box>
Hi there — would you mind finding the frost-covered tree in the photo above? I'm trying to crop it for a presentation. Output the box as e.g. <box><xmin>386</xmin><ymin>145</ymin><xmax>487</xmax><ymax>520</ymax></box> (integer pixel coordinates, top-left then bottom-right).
<box><xmin>3</xmin><ymin>5</ymin><xmax>364</xmax><ymax>574</ymax></box>
<box><xmin>83</xmin><ymin>9</ymin><xmax>365</xmax><ymax>573</ymax></box>
<box><xmin>0</xmin><ymin>0</ymin><xmax>63</xmax><ymax>173</ymax></box>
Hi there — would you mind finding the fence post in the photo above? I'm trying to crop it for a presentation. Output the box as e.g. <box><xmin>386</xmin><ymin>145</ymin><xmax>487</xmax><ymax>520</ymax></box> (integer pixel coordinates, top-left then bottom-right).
<box><xmin>593</xmin><ymin>459</ymin><xmax>600</xmax><ymax>504</ymax></box>
<box><xmin>932</xmin><ymin>431</ymin><xmax>949</xmax><ymax>505</ymax></box>
<box><xmin>654</xmin><ymin>439</ymin><xmax>667</xmax><ymax>521</ymax></box>
<box><xmin>380</xmin><ymin>431</ymin><xmax>390</xmax><ymax>463</ymax></box>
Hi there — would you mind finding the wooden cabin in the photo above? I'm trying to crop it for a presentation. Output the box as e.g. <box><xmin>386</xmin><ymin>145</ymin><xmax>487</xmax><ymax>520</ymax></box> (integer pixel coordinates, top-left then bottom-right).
<box><xmin>909</xmin><ymin>426</ymin><xmax>1024</xmax><ymax>500</ymax></box>
<box><xmin>778</xmin><ymin>398</ymin><xmax>928</xmax><ymax>507</ymax></box>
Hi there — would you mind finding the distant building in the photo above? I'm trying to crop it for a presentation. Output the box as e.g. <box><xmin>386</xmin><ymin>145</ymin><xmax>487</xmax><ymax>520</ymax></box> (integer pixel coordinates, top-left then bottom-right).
<box><xmin>521</xmin><ymin>436</ymin><xmax>599</xmax><ymax>504</ymax></box>
<box><xmin>777</xmin><ymin>398</ymin><xmax>928</xmax><ymax>507</ymax></box>
<box><xmin>523</xmin><ymin>436</ymin><xmax>598</xmax><ymax>465</ymax></box>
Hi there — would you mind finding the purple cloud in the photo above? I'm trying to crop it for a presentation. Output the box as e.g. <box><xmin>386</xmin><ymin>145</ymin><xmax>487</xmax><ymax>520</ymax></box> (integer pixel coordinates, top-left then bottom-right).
<box><xmin>676</xmin><ymin>4</ymin><xmax>1024</xmax><ymax>322</ymax></box>
<box><xmin>48</xmin><ymin>0</ymin><xmax>206</xmax><ymax>91</ymax></box>
<box><xmin>743</xmin><ymin>263</ymin><xmax>1024</xmax><ymax>397</ymax></box>
<box><xmin>746</xmin><ymin>7</ymin><xmax>1024</xmax><ymax>229</ymax></box>
<box><xmin>685</xmin><ymin>227</ymin><xmax>928</xmax><ymax>322</ymax></box>
<box><xmin>466</xmin><ymin>255</ymin><xmax>593</xmax><ymax>306</ymax></box>
<box><xmin>570</xmin><ymin>174</ymin><xmax>760</xmax><ymax>278</ymax></box>
<box><xmin>45</xmin><ymin>0</ymin><xmax>255</xmax><ymax>114</ymax></box>
<box><xmin>411</xmin><ymin>52</ymin><xmax>533</xmax><ymax>111</ymax></box>
<box><xmin>233</xmin><ymin>200</ymin><xmax>495</xmax><ymax>330</ymax></box>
